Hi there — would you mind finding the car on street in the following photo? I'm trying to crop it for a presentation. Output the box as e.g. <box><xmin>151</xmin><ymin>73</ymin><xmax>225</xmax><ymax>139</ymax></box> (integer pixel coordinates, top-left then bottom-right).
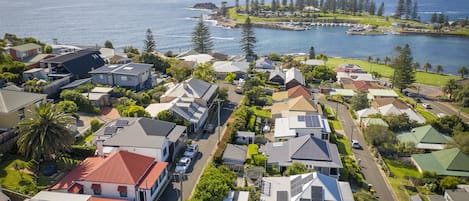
<box><xmin>422</xmin><ymin>103</ymin><xmax>431</xmax><ymax>109</ymax></box>
<box><xmin>175</xmin><ymin>157</ymin><xmax>192</xmax><ymax>173</ymax></box>
<box><xmin>351</xmin><ymin>139</ymin><xmax>362</xmax><ymax>149</ymax></box>
<box><xmin>437</xmin><ymin>113</ymin><xmax>447</xmax><ymax>118</ymax></box>
<box><xmin>184</xmin><ymin>144</ymin><xmax>199</xmax><ymax>158</ymax></box>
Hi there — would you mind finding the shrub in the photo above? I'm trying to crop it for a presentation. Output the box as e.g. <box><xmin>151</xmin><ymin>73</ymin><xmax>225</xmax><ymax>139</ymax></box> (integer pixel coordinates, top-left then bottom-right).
<box><xmin>90</xmin><ymin>119</ymin><xmax>102</xmax><ymax>132</ymax></box>
<box><xmin>69</xmin><ymin>145</ymin><xmax>96</xmax><ymax>159</ymax></box>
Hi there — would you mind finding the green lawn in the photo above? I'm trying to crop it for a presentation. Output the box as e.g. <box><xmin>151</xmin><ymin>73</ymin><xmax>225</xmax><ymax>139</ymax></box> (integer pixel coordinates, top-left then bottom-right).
<box><xmin>328</xmin><ymin>119</ymin><xmax>343</xmax><ymax>130</ymax></box>
<box><xmin>250</xmin><ymin>106</ymin><xmax>271</xmax><ymax>118</ymax></box>
<box><xmin>326</xmin><ymin>58</ymin><xmax>461</xmax><ymax>86</ymax></box>
<box><xmin>331</xmin><ymin>134</ymin><xmax>352</xmax><ymax>155</ymax></box>
<box><xmin>384</xmin><ymin>158</ymin><xmax>422</xmax><ymax>201</ymax></box>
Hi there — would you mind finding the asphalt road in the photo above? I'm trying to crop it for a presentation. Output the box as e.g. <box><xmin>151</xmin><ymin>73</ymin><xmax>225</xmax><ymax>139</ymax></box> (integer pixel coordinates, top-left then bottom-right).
<box><xmin>159</xmin><ymin>82</ymin><xmax>242</xmax><ymax>201</ymax></box>
<box><xmin>322</xmin><ymin>100</ymin><xmax>396</xmax><ymax>201</ymax></box>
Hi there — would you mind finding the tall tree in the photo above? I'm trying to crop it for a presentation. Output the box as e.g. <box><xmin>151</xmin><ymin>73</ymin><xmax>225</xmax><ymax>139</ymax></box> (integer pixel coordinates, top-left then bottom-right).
<box><xmin>290</xmin><ymin>0</ymin><xmax>294</xmax><ymax>12</ymax></box>
<box><xmin>236</xmin><ymin>0</ymin><xmax>240</xmax><ymax>12</ymax></box>
<box><xmin>435</xmin><ymin>64</ymin><xmax>443</xmax><ymax>74</ymax></box>
<box><xmin>350</xmin><ymin>91</ymin><xmax>370</xmax><ymax>110</ymax></box>
<box><xmin>246</xmin><ymin>0</ymin><xmax>250</xmax><ymax>14</ymax></box>
<box><xmin>17</xmin><ymin>103</ymin><xmax>74</xmax><ymax>160</ymax></box>
<box><xmin>192</xmin><ymin>16</ymin><xmax>214</xmax><ymax>54</ymax></box>
<box><xmin>143</xmin><ymin>28</ymin><xmax>156</xmax><ymax>53</ymax></box>
<box><xmin>394</xmin><ymin>0</ymin><xmax>405</xmax><ymax>18</ymax></box>
<box><xmin>391</xmin><ymin>44</ymin><xmax>415</xmax><ymax>92</ymax></box>
<box><xmin>438</xmin><ymin>13</ymin><xmax>445</xmax><ymax>24</ymax></box>
<box><xmin>240</xmin><ymin>17</ymin><xmax>257</xmax><ymax>58</ymax></box>
<box><xmin>458</xmin><ymin>66</ymin><xmax>468</xmax><ymax>78</ymax></box>
<box><xmin>412</xmin><ymin>0</ymin><xmax>418</xmax><ymax>20</ymax></box>
<box><xmin>412</xmin><ymin>62</ymin><xmax>420</xmax><ymax>71</ymax></box>
<box><xmin>368</xmin><ymin>1</ymin><xmax>376</xmax><ymax>15</ymax></box>
<box><xmin>272</xmin><ymin>0</ymin><xmax>278</xmax><ymax>11</ymax></box>
<box><xmin>221</xmin><ymin>1</ymin><xmax>228</xmax><ymax>16</ymax></box>
<box><xmin>423</xmin><ymin>62</ymin><xmax>432</xmax><ymax>72</ymax></box>
<box><xmin>104</xmin><ymin>40</ymin><xmax>114</xmax><ymax>49</ymax></box>
<box><xmin>443</xmin><ymin>79</ymin><xmax>459</xmax><ymax>100</ymax></box>
<box><xmin>405</xmin><ymin>0</ymin><xmax>412</xmax><ymax>19</ymax></box>
<box><xmin>308</xmin><ymin>46</ymin><xmax>315</xmax><ymax>59</ymax></box>
<box><xmin>377</xmin><ymin>2</ymin><xmax>384</xmax><ymax>16</ymax></box>
<box><xmin>383</xmin><ymin>56</ymin><xmax>391</xmax><ymax>65</ymax></box>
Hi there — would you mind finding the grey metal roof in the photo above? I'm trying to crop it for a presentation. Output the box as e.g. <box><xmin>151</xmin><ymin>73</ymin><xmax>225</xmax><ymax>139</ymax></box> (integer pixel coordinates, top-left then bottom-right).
<box><xmin>164</xmin><ymin>78</ymin><xmax>218</xmax><ymax>102</ymax></box>
<box><xmin>260</xmin><ymin>135</ymin><xmax>342</xmax><ymax>168</ymax></box>
<box><xmin>89</xmin><ymin>63</ymin><xmax>151</xmax><ymax>76</ymax></box>
<box><xmin>276</xmin><ymin>191</ymin><xmax>288</xmax><ymax>201</ymax></box>
<box><xmin>60</xmin><ymin>78</ymin><xmax>92</xmax><ymax>89</ymax></box>
<box><xmin>99</xmin><ymin>117</ymin><xmax>185</xmax><ymax>149</ymax></box>
<box><xmin>42</xmin><ymin>49</ymin><xmax>105</xmax><ymax>78</ymax></box>
<box><xmin>237</xmin><ymin>131</ymin><xmax>255</xmax><ymax>138</ymax></box>
<box><xmin>0</xmin><ymin>89</ymin><xmax>46</xmax><ymax>113</ymax></box>
<box><xmin>223</xmin><ymin>144</ymin><xmax>247</xmax><ymax>165</ymax></box>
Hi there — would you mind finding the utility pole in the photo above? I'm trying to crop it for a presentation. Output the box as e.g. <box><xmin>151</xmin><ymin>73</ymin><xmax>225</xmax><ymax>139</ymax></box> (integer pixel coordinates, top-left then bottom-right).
<box><xmin>217</xmin><ymin>99</ymin><xmax>221</xmax><ymax>143</ymax></box>
<box><xmin>351</xmin><ymin>125</ymin><xmax>354</xmax><ymax>141</ymax></box>
<box><xmin>179</xmin><ymin>172</ymin><xmax>183</xmax><ymax>201</ymax></box>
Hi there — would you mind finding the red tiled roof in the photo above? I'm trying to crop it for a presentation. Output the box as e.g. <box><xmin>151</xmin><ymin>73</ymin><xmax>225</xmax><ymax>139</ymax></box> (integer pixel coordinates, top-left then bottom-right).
<box><xmin>84</xmin><ymin>151</ymin><xmax>155</xmax><ymax>185</ymax></box>
<box><xmin>288</xmin><ymin>85</ymin><xmax>312</xmax><ymax>99</ymax></box>
<box><xmin>50</xmin><ymin>157</ymin><xmax>104</xmax><ymax>190</ymax></box>
<box><xmin>352</xmin><ymin>80</ymin><xmax>380</xmax><ymax>91</ymax></box>
<box><xmin>137</xmin><ymin>161</ymin><xmax>168</xmax><ymax>189</ymax></box>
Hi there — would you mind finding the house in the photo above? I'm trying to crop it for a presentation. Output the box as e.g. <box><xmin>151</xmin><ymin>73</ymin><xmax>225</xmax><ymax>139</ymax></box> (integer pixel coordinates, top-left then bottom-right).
<box><xmin>23</xmin><ymin>54</ymin><xmax>56</xmax><ymax>69</ymax></box>
<box><xmin>334</xmin><ymin>63</ymin><xmax>365</xmax><ymax>74</ymax></box>
<box><xmin>255</xmin><ymin>58</ymin><xmax>275</xmax><ymax>70</ymax></box>
<box><xmin>234</xmin><ymin>131</ymin><xmax>255</xmax><ymax>145</ymax></box>
<box><xmin>378</xmin><ymin>104</ymin><xmax>426</xmax><ymax>124</ymax></box>
<box><xmin>160</xmin><ymin>78</ymin><xmax>218</xmax><ymax>108</ymax></box>
<box><xmin>212</xmin><ymin>61</ymin><xmax>250</xmax><ymax>80</ymax></box>
<box><xmin>260</xmin><ymin>172</ymin><xmax>354</xmax><ymax>201</ymax></box>
<box><xmin>109</xmin><ymin>55</ymin><xmax>132</xmax><ymax>64</ymax></box>
<box><xmin>350</xmin><ymin>80</ymin><xmax>381</xmax><ymax>92</ymax></box>
<box><xmin>222</xmin><ymin>144</ymin><xmax>247</xmax><ymax>172</ymax></box>
<box><xmin>444</xmin><ymin>185</ymin><xmax>469</xmax><ymax>201</ymax></box>
<box><xmin>260</xmin><ymin>135</ymin><xmax>342</xmax><ymax>177</ymax></box>
<box><xmin>367</xmin><ymin>89</ymin><xmax>398</xmax><ymax>100</ymax></box>
<box><xmin>336</xmin><ymin>72</ymin><xmax>374</xmax><ymax>83</ymax></box>
<box><xmin>83</xmin><ymin>87</ymin><xmax>113</xmax><ymax>107</ymax></box>
<box><xmin>40</xmin><ymin>49</ymin><xmax>105</xmax><ymax>79</ymax></box>
<box><xmin>329</xmin><ymin>89</ymin><xmax>356</xmax><ymax>98</ymax></box>
<box><xmin>268</xmin><ymin>70</ymin><xmax>286</xmax><ymax>85</ymax></box>
<box><xmin>224</xmin><ymin>191</ymin><xmax>249</xmax><ymax>201</ymax></box>
<box><xmin>301</xmin><ymin>59</ymin><xmax>325</xmax><ymax>67</ymax></box>
<box><xmin>285</xmin><ymin>68</ymin><xmax>305</xmax><ymax>89</ymax></box>
<box><xmin>22</xmin><ymin>68</ymin><xmax>48</xmax><ymax>81</ymax></box>
<box><xmin>271</xmin><ymin>96</ymin><xmax>321</xmax><ymax>119</ymax></box>
<box><xmin>273</xmin><ymin>85</ymin><xmax>313</xmax><ymax>102</ymax></box>
<box><xmin>356</xmin><ymin>108</ymin><xmax>380</xmax><ymax>121</ymax></box>
<box><xmin>99</xmin><ymin>48</ymin><xmax>115</xmax><ymax>61</ymax></box>
<box><xmin>371</xmin><ymin>97</ymin><xmax>409</xmax><ymax>109</ymax></box>
<box><xmin>93</xmin><ymin>117</ymin><xmax>186</xmax><ymax>162</ymax></box>
<box><xmin>50</xmin><ymin>44</ymin><xmax>83</xmax><ymax>55</ymax></box>
<box><xmin>397</xmin><ymin>125</ymin><xmax>450</xmax><ymax>150</ymax></box>
<box><xmin>50</xmin><ymin>151</ymin><xmax>169</xmax><ymax>201</ymax></box>
<box><xmin>273</xmin><ymin>115</ymin><xmax>331</xmax><ymax>141</ymax></box>
<box><xmin>145</xmin><ymin>97</ymin><xmax>208</xmax><ymax>133</ymax></box>
<box><xmin>411</xmin><ymin>148</ymin><xmax>469</xmax><ymax>177</ymax></box>
<box><xmin>360</xmin><ymin>118</ymin><xmax>389</xmax><ymax>129</ymax></box>
<box><xmin>0</xmin><ymin>89</ymin><xmax>46</xmax><ymax>128</ymax></box>
<box><xmin>177</xmin><ymin>54</ymin><xmax>213</xmax><ymax>64</ymax></box>
<box><xmin>29</xmin><ymin>191</ymin><xmax>93</xmax><ymax>201</ymax></box>
<box><xmin>89</xmin><ymin>63</ymin><xmax>152</xmax><ymax>91</ymax></box>
<box><xmin>7</xmin><ymin>43</ymin><xmax>42</xmax><ymax>61</ymax></box>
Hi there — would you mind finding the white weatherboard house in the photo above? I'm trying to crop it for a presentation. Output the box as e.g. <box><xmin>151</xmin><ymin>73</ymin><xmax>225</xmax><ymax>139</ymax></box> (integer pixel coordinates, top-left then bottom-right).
<box><xmin>274</xmin><ymin>115</ymin><xmax>331</xmax><ymax>141</ymax></box>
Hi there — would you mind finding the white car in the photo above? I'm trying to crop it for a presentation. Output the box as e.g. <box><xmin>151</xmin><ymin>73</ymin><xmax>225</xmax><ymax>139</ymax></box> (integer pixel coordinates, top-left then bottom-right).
<box><xmin>175</xmin><ymin>157</ymin><xmax>192</xmax><ymax>173</ymax></box>
<box><xmin>184</xmin><ymin>144</ymin><xmax>199</xmax><ymax>158</ymax></box>
<box><xmin>437</xmin><ymin>113</ymin><xmax>447</xmax><ymax>118</ymax></box>
<box><xmin>351</xmin><ymin>140</ymin><xmax>362</xmax><ymax>149</ymax></box>
<box><xmin>422</xmin><ymin>103</ymin><xmax>431</xmax><ymax>109</ymax></box>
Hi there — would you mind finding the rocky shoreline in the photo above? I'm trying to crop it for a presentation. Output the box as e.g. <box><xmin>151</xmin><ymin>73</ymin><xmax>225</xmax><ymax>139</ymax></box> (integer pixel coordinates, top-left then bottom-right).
<box><xmin>193</xmin><ymin>3</ymin><xmax>218</xmax><ymax>10</ymax></box>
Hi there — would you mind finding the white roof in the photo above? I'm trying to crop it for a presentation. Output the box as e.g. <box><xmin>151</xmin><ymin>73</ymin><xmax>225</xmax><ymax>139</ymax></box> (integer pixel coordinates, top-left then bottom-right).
<box><xmin>301</xmin><ymin>59</ymin><xmax>325</xmax><ymax>66</ymax></box>
<box><xmin>223</xmin><ymin>191</ymin><xmax>250</xmax><ymax>201</ymax></box>
<box><xmin>274</xmin><ymin>115</ymin><xmax>328</xmax><ymax>138</ymax></box>
<box><xmin>336</xmin><ymin>72</ymin><xmax>375</xmax><ymax>81</ymax></box>
<box><xmin>82</xmin><ymin>92</ymin><xmax>107</xmax><ymax>101</ymax></box>
<box><xmin>357</xmin><ymin>108</ymin><xmax>380</xmax><ymax>118</ymax></box>
<box><xmin>145</xmin><ymin>102</ymin><xmax>173</xmax><ymax>117</ymax></box>
<box><xmin>179</xmin><ymin>54</ymin><xmax>213</xmax><ymax>64</ymax></box>
<box><xmin>274</xmin><ymin>118</ymin><xmax>297</xmax><ymax>138</ymax></box>
<box><xmin>91</xmin><ymin>87</ymin><xmax>113</xmax><ymax>93</ymax></box>
<box><xmin>379</xmin><ymin>104</ymin><xmax>426</xmax><ymax>123</ymax></box>
<box><xmin>99</xmin><ymin>47</ymin><xmax>115</xmax><ymax>59</ymax></box>
<box><xmin>401</xmin><ymin>108</ymin><xmax>426</xmax><ymax>124</ymax></box>
<box><xmin>29</xmin><ymin>191</ymin><xmax>91</xmax><ymax>201</ymax></box>
<box><xmin>285</xmin><ymin>68</ymin><xmax>305</xmax><ymax>85</ymax></box>
<box><xmin>146</xmin><ymin>97</ymin><xmax>207</xmax><ymax>123</ymax></box>
<box><xmin>213</xmin><ymin>61</ymin><xmax>250</xmax><ymax>73</ymax></box>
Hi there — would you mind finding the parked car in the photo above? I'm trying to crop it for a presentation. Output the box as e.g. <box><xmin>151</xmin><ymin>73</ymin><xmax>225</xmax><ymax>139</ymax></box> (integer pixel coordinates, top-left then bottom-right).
<box><xmin>437</xmin><ymin>113</ymin><xmax>447</xmax><ymax>118</ymax></box>
<box><xmin>422</xmin><ymin>103</ymin><xmax>431</xmax><ymax>109</ymax></box>
<box><xmin>351</xmin><ymin>140</ymin><xmax>362</xmax><ymax>149</ymax></box>
<box><xmin>184</xmin><ymin>144</ymin><xmax>199</xmax><ymax>158</ymax></box>
<box><xmin>175</xmin><ymin>157</ymin><xmax>192</xmax><ymax>173</ymax></box>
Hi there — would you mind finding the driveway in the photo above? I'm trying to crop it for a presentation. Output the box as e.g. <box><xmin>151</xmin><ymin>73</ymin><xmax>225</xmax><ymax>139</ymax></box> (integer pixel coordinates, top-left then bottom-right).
<box><xmin>159</xmin><ymin>82</ymin><xmax>243</xmax><ymax>201</ymax></box>
<box><xmin>321</xmin><ymin>100</ymin><xmax>396</xmax><ymax>201</ymax></box>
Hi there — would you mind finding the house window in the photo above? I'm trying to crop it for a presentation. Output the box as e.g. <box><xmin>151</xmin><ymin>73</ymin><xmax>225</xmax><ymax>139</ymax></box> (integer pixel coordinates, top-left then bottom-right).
<box><xmin>91</xmin><ymin>184</ymin><xmax>101</xmax><ymax>195</ymax></box>
<box><xmin>118</xmin><ymin>186</ymin><xmax>128</xmax><ymax>197</ymax></box>
<box><xmin>151</xmin><ymin>180</ymin><xmax>159</xmax><ymax>195</ymax></box>
<box><xmin>119</xmin><ymin>191</ymin><xmax>127</xmax><ymax>197</ymax></box>
<box><xmin>99</xmin><ymin>74</ymin><xmax>104</xmax><ymax>79</ymax></box>
<box><xmin>321</xmin><ymin>133</ymin><xmax>328</xmax><ymax>140</ymax></box>
<box><xmin>330</xmin><ymin>168</ymin><xmax>338</xmax><ymax>175</ymax></box>
<box><xmin>121</xmin><ymin>76</ymin><xmax>128</xmax><ymax>81</ymax></box>
<box><xmin>18</xmin><ymin>108</ymin><xmax>25</xmax><ymax>120</ymax></box>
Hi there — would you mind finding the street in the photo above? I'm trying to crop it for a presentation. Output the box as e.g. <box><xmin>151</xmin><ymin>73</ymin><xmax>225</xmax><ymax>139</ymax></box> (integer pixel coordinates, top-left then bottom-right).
<box><xmin>322</xmin><ymin>100</ymin><xmax>396</xmax><ymax>201</ymax></box>
<box><xmin>159</xmin><ymin>82</ymin><xmax>243</xmax><ymax>201</ymax></box>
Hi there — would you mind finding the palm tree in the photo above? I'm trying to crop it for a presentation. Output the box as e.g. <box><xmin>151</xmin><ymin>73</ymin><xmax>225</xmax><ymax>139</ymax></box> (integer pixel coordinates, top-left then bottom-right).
<box><xmin>375</xmin><ymin>57</ymin><xmax>381</xmax><ymax>64</ymax></box>
<box><xmin>423</xmin><ymin>62</ymin><xmax>432</xmax><ymax>72</ymax></box>
<box><xmin>384</xmin><ymin>56</ymin><xmax>391</xmax><ymax>65</ymax></box>
<box><xmin>412</xmin><ymin>62</ymin><xmax>420</xmax><ymax>71</ymax></box>
<box><xmin>443</xmin><ymin>79</ymin><xmax>459</xmax><ymax>100</ymax></box>
<box><xmin>367</xmin><ymin>56</ymin><xmax>373</xmax><ymax>63</ymax></box>
<box><xmin>17</xmin><ymin>103</ymin><xmax>75</xmax><ymax>160</ymax></box>
<box><xmin>458</xmin><ymin>66</ymin><xmax>468</xmax><ymax>78</ymax></box>
<box><xmin>435</xmin><ymin>64</ymin><xmax>443</xmax><ymax>74</ymax></box>
<box><xmin>193</xmin><ymin>62</ymin><xmax>216</xmax><ymax>83</ymax></box>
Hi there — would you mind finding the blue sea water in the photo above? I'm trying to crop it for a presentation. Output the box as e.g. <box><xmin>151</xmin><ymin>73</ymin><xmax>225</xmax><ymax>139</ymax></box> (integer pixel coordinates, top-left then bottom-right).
<box><xmin>0</xmin><ymin>0</ymin><xmax>468</xmax><ymax>74</ymax></box>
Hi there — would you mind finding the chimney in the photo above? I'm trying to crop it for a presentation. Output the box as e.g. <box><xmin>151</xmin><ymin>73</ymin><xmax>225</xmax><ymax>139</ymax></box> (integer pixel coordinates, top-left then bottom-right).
<box><xmin>96</xmin><ymin>138</ymin><xmax>104</xmax><ymax>157</ymax></box>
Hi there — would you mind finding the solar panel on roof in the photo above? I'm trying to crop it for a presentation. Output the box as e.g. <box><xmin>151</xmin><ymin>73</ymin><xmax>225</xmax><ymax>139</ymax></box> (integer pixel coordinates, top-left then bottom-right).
<box><xmin>115</xmin><ymin>120</ymin><xmax>128</xmax><ymax>128</ymax></box>
<box><xmin>103</xmin><ymin>126</ymin><xmax>118</xmax><ymax>135</ymax></box>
